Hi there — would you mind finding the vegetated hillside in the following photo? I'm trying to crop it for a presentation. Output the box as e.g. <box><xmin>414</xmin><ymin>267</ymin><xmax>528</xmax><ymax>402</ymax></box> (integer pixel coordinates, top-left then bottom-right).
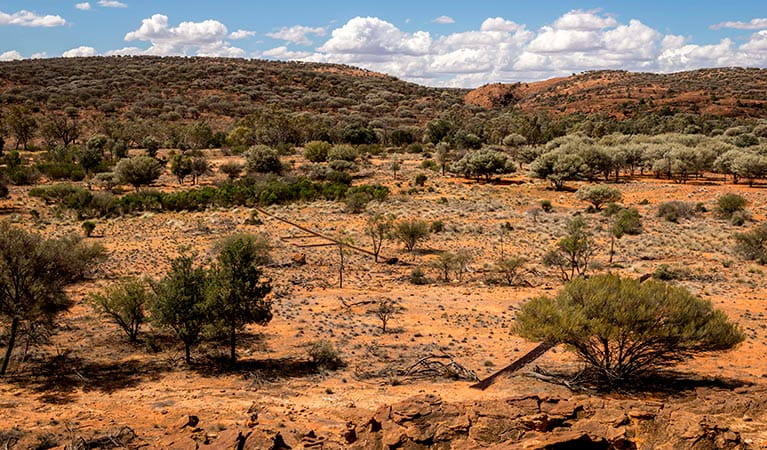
<box><xmin>0</xmin><ymin>56</ymin><xmax>466</xmax><ymax>128</ymax></box>
<box><xmin>466</xmin><ymin>68</ymin><xmax>767</xmax><ymax>118</ymax></box>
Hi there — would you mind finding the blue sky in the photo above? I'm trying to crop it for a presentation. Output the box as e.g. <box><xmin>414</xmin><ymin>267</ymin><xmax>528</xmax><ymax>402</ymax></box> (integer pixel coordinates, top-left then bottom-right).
<box><xmin>1</xmin><ymin>1</ymin><xmax>767</xmax><ymax>86</ymax></box>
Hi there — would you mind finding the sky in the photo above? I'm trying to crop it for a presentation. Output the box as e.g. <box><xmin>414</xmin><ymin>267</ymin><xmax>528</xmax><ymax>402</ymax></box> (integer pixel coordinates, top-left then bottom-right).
<box><xmin>1</xmin><ymin>1</ymin><xmax>767</xmax><ymax>87</ymax></box>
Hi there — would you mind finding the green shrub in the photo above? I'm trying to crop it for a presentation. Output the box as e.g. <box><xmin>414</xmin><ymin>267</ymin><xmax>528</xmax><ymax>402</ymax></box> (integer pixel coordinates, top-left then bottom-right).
<box><xmin>734</xmin><ymin>224</ymin><xmax>767</xmax><ymax>264</ymax></box>
<box><xmin>114</xmin><ymin>156</ymin><xmax>163</xmax><ymax>191</ymax></box>
<box><xmin>409</xmin><ymin>267</ymin><xmax>428</xmax><ymax>285</ymax></box>
<box><xmin>716</xmin><ymin>193</ymin><xmax>747</xmax><ymax>219</ymax></box>
<box><xmin>81</xmin><ymin>220</ymin><xmax>96</xmax><ymax>237</ymax></box>
<box><xmin>89</xmin><ymin>277</ymin><xmax>149</xmax><ymax>342</ymax></box>
<box><xmin>308</xmin><ymin>340</ymin><xmax>346</xmax><ymax>369</ymax></box>
<box><xmin>575</xmin><ymin>185</ymin><xmax>622</xmax><ymax>211</ymax></box>
<box><xmin>514</xmin><ymin>274</ymin><xmax>744</xmax><ymax>385</ymax></box>
<box><xmin>303</xmin><ymin>141</ymin><xmax>331</xmax><ymax>163</ymax></box>
<box><xmin>414</xmin><ymin>173</ymin><xmax>427</xmax><ymax>186</ymax></box>
<box><xmin>395</xmin><ymin>219</ymin><xmax>430</xmax><ymax>252</ymax></box>
<box><xmin>327</xmin><ymin>145</ymin><xmax>358</xmax><ymax>162</ymax></box>
<box><xmin>37</xmin><ymin>162</ymin><xmax>86</xmax><ymax>181</ymax></box>
<box><xmin>540</xmin><ymin>199</ymin><xmax>553</xmax><ymax>212</ymax></box>
<box><xmin>246</xmin><ymin>145</ymin><xmax>283</xmax><ymax>175</ymax></box>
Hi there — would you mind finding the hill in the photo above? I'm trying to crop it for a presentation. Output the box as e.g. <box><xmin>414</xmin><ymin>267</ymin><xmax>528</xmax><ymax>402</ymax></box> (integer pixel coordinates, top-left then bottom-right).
<box><xmin>0</xmin><ymin>56</ymin><xmax>466</xmax><ymax>129</ymax></box>
<box><xmin>466</xmin><ymin>68</ymin><xmax>767</xmax><ymax>118</ymax></box>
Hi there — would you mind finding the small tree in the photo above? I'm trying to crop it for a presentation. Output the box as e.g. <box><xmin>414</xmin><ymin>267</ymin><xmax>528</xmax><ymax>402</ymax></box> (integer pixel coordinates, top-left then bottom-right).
<box><xmin>373</xmin><ymin>298</ymin><xmax>401</xmax><ymax>333</ymax></box>
<box><xmin>115</xmin><ymin>156</ymin><xmax>163</xmax><ymax>191</ymax></box>
<box><xmin>529</xmin><ymin>150</ymin><xmax>586</xmax><ymax>190</ymax></box>
<box><xmin>89</xmin><ymin>278</ymin><xmax>149</xmax><ymax>342</ymax></box>
<box><xmin>219</xmin><ymin>161</ymin><xmax>244</xmax><ymax>180</ymax></box>
<box><xmin>366</xmin><ymin>213</ymin><xmax>393</xmax><ymax>262</ymax></box>
<box><xmin>609</xmin><ymin>208</ymin><xmax>642</xmax><ymax>263</ymax></box>
<box><xmin>206</xmin><ymin>234</ymin><xmax>272</xmax><ymax>364</ymax></box>
<box><xmin>150</xmin><ymin>252</ymin><xmax>208</xmax><ymax>364</ymax></box>
<box><xmin>431</xmin><ymin>252</ymin><xmax>456</xmax><ymax>282</ymax></box>
<box><xmin>394</xmin><ymin>219</ymin><xmax>430</xmax><ymax>253</ymax></box>
<box><xmin>716</xmin><ymin>193</ymin><xmax>747</xmax><ymax>219</ymax></box>
<box><xmin>142</xmin><ymin>136</ymin><xmax>160</xmax><ymax>158</ymax></box>
<box><xmin>5</xmin><ymin>106</ymin><xmax>37</xmax><ymax>150</ymax></box>
<box><xmin>190</xmin><ymin>157</ymin><xmax>211</xmax><ymax>185</ymax></box>
<box><xmin>390</xmin><ymin>159</ymin><xmax>401</xmax><ymax>179</ymax></box>
<box><xmin>435</xmin><ymin>142</ymin><xmax>451</xmax><ymax>175</ymax></box>
<box><xmin>246</xmin><ymin>145</ymin><xmax>283</xmax><ymax>175</ymax></box>
<box><xmin>542</xmin><ymin>217</ymin><xmax>597</xmax><ymax>281</ymax></box>
<box><xmin>170</xmin><ymin>154</ymin><xmax>193</xmax><ymax>185</ymax></box>
<box><xmin>0</xmin><ymin>223</ymin><xmax>104</xmax><ymax>375</ymax></box>
<box><xmin>575</xmin><ymin>185</ymin><xmax>622</xmax><ymax>211</ymax></box>
<box><xmin>82</xmin><ymin>220</ymin><xmax>96</xmax><ymax>237</ymax></box>
<box><xmin>514</xmin><ymin>274</ymin><xmax>744</xmax><ymax>385</ymax></box>
<box><xmin>494</xmin><ymin>256</ymin><xmax>527</xmax><ymax>286</ymax></box>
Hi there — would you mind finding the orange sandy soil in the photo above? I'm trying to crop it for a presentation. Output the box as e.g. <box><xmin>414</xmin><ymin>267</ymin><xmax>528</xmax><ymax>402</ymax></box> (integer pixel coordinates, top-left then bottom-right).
<box><xmin>1</xmin><ymin>151</ymin><xmax>767</xmax><ymax>447</ymax></box>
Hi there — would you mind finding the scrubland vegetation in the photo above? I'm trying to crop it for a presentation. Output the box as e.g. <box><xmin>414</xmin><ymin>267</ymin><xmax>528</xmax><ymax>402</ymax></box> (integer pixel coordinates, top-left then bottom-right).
<box><xmin>0</xmin><ymin>58</ymin><xmax>766</xmax><ymax>448</ymax></box>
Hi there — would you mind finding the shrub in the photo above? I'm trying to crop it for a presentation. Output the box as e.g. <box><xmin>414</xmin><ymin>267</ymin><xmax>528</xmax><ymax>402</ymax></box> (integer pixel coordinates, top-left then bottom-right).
<box><xmin>734</xmin><ymin>224</ymin><xmax>767</xmax><ymax>264</ymax></box>
<box><xmin>29</xmin><ymin>184</ymin><xmax>93</xmax><ymax>210</ymax></box>
<box><xmin>89</xmin><ymin>277</ymin><xmax>149</xmax><ymax>342</ymax></box>
<box><xmin>540</xmin><ymin>199</ymin><xmax>553</xmax><ymax>212</ymax></box>
<box><xmin>303</xmin><ymin>141</ymin><xmax>331</xmax><ymax>162</ymax></box>
<box><xmin>327</xmin><ymin>144</ymin><xmax>358</xmax><ymax>162</ymax></box>
<box><xmin>575</xmin><ymin>185</ymin><xmax>622</xmax><ymax>211</ymax></box>
<box><xmin>657</xmin><ymin>201</ymin><xmax>695</xmax><ymax>223</ymax></box>
<box><xmin>395</xmin><ymin>219</ymin><xmax>430</xmax><ymax>252</ymax></box>
<box><xmin>494</xmin><ymin>256</ymin><xmax>527</xmax><ymax>286</ymax></box>
<box><xmin>308</xmin><ymin>340</ymin><xmax>345</xmax><ymax>369</ymax></box>
<box><xmin>114</xmin><ymin>156</ymin><xmax>163</xmax><ymax>191</ymax></box>
<box><xmin>143</xmin><ymin>136</ymin><xmax>160</xmax><ymax>158</ymax></box>
<box><xmin>514</xmin><ymin>274</ymin><xmax>744</xmax><ymax>385</ymax></box>
<box><xmin>0</xmin><ymin>181</ymin><xmax>8</xmax><ymax>199</ymax></box>
<box><xmin>344</xmin><ymin>191</ymin><xmax>371</xmax><ymax>213</ymax></box>
<box><xmin>37</xmin><ymin>161</ymin><xmax>86</xmax><ymax>181</ymax></box>
<box><xmin>245</xmin><ymin>145</ymin><xmax>283</xmax><ymax>175</ymax></box>
<box><xmin>409</xmin><ymin>267</ymin><xmax>428</xmax><ymax>285</ymax></box>
<box><xmin>716</xmin><ymin>193</ymin><xmax>747</xmax><ymax>219</ymax></box>
<box><xmin>414</xmin><ymin>173</ymin><xmax>427</xmax><ymax>186</ymax></box>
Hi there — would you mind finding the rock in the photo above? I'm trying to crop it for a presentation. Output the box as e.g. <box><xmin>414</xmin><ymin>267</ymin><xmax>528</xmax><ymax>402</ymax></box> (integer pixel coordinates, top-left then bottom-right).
<box><xmin>343</xmin><ymin>422</ymin><xmax>357</xmax><ymax>444</ymax></box>
<box><xmin>174</xmin><ymin>415</ymin><xmax>200</xmax><ymax>429</ymax></box>
<box><xmin>208</xmin><ymin>429</ymin><xmax>250</xmax><ymax>450</ymax></box>
<box><xmin>290</xmin><ymin>253</ymin><xmax>306</xmax><ymax>266</ymax></box>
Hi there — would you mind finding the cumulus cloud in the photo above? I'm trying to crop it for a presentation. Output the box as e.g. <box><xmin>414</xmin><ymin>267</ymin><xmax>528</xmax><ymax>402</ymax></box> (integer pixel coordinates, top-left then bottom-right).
<box><xmin>229</xmin><ymin>29</ymin><xmax>256</xmax><ymax>40</ymax></box>
<box><xmin>62</xmin><ymin>46</ymin><xmax>97</xmax><ymax>57</ymax></box>
<box><xmin>711</xmin><ymin>18</ymin><xmax>767</xmax><ymax>30</ymax></box>
<box><xmin>98</xmin><ymin>0</ymin><xmax>127</xmax><ymax>8</ymax></box>
<box><xmin>75</xmin><ymin>2</ymin><xmax>92</xmax><ymax>11</ymax></box>
<box><xmin>432</xmin><ymin>16</ymin><xmax>455</xmax><ymax>25</ymax></box>
<box><xmin>266</xmin><ymin>25</ymin><xmax>325</xmax><ymax>45</ymax></box>
<box><xmin>122</xmin><ymin>14</ymin><xmax>244</xmax><ymax>57</ymax></box>
<box><xmin>261</xmin><ymin>46</ymin><xmax>313</xmax><ymax>59</ymax></box>
<box><xmin>0</xmin><ymin>50</ymin><xmax>23</xmax><ymax>61</ymax></box>
<box><xmin>553</xmin><ymin>9</ymin><xmax>617</xmax><ymax>30</ymax></box>
<box><xmin>319</xmin><ymin>17</ymin><xmax>431</xmax><ymax>56</ymax></box>
<box><xmin>480</xmin><ymin>17</ymin><xmax>524</xmax><ymax>32</ymax></box>
<box><xmin>0</xmin><ymin>9</ymin><xmax>66</xmax><ymax>27</ymax></box>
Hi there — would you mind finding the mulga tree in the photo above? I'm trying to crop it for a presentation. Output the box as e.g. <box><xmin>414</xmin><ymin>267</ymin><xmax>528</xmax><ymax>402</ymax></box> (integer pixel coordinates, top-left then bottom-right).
<box><xmin>609</xmin><ymin>208</ymin><xmax>642</xmax><ymax>263</ymax></box>
<box><xmin>0</xmin><ymin>222</ymin><xmax>104</xmax><ymax>375</ymax></box>
<box><xmin>543</xmin><ymin>217</ymin><xmax>597</xmax><ymax>281</ymax></box>
<box><xmin>206</xmin><ymin>234</ymin><xmax>272</xmax><ymax>365</ymax></box>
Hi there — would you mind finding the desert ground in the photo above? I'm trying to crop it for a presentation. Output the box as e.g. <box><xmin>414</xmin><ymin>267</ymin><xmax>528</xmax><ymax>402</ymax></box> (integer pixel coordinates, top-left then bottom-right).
<box><xmin>1</xmin><ymin>150</ymin><xmax>767</xmax><ymax>449</ymax></box>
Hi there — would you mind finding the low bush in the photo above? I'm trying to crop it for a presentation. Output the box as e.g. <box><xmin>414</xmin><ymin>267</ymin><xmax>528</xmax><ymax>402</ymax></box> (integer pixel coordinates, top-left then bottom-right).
<box><xmin>657</xmin><ymin>201</ymin><xmax>696</xmax><ymax>223</ymax></box>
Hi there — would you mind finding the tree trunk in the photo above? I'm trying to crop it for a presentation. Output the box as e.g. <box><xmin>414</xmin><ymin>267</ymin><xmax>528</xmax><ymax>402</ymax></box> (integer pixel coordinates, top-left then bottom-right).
<box><xmin>0</xmin><ymin>317</ymin><xmax>19</xmax><ymax>376</ymax></box>
<box><xmin>184</xmin><ymin>342</ymin><xmax>191</xmax><ymax>364</ymax></box>
<box><xmin>609</xmin><ymin>235</ymin><xmax>616</xmax><ymax>263</ymax></box>
<box><xmin>230</xmin><ymin>324</ymin><xmax>237</xmax><ymax>365</ymax></box>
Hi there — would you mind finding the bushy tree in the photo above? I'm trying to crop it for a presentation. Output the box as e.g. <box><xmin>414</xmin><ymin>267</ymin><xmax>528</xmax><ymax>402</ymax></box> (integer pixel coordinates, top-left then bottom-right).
<box><xmin>576</xmin><ymin>185</ymin><xmax>622</xmax><ymax>211</ymax></box>
<box><xmin>366</xmin><ymin>213</ymin><xmax>394</xmax><ymax>263</ymax></box>
<box><xmin>40</xmin><ymin>113</ymin><xmax>80</xmax><ymax>148</ymax></box>
<box><xmin>206</xmin><ymin>234</ymin><xmax>272</xmax><ymax>364</ymax></box>
<box><xmin>245</xmin><ymin>145</ymin><xmax>283</xmax><ymax>175</ymax></box>
<box><xmin>142</xmin><ymin>136</ymin><xmax>160</xmax><ymax>158</ymax></box>
<box><xmin>150</xmin><ymin>252</ymin><xmax>208</xmax><ymax>363</ymax></box>
<box><xmin>170</xmin><ymin>154</ymin><xmax>193</xmax><ymax>185</ymax></box>
<box><xmin>190</xmin><ymin>157</ymin><xmax>211</xmax><ymax>185</ymax></box>
<box><xmin>731</xmin><ymin>153</ymin><xmax>767</xmax><ymax>187</ymax></box>
<box><xmin>514</xmin><ymin>274</ymin><xmax>744</xmax><ymax>385</ymax></box>
<box><xmin>0</xmin><ymin>223</ymin><xmax>104</xmax><ymax>375</ymax></box>
<box><xmin>394</xmin><ymin>219</ymin><xmax>430</xmax><ymax>252</ymax></box>
<box><xmin>4</xmin><ymin>106</ymin><xmax>37</xmax><ymax>150</ymax></box>
<box><xmin>529</xmin><ymin>150</ymin><xmax>587</xmax><ymax>190</ymax></box>
<box><xmin>450</xmin><ymin>147</ymin><xmax>516</xmax><ymax>181</ymax></box>
<box><xmin>502</xmin><ymin>133</ymin><xmax>527</xmax><ymax>147</ymax></box>
<box><xmin>89</xmin><ymin>278</ymin><xmax>149</xmax><ymax>342</ymax></box>
<box><xmin>115</xmin><ymin>156</ymin><xmax>163</xmax><ymax>191</ymax></box>
<box><xmin>494</xmin><ymin>256</ymin><xmax>528</xmax><ymax>286</ymax></box>
<box><xmin>542</xmin><ymin>217</ymin><xmax>596</xmax><ymax>281</ymax></box>
<box><xmin>327</xmin><ymin>144</ymin><xmax>358</xmax><ymax>163</ymax></box>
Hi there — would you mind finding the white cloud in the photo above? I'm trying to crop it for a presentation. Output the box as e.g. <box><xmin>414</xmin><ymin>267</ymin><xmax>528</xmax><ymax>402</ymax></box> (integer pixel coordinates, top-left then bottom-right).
<box><xmin>319</xmin><ymin>17</ymin><xmax>431</xmax><ymax>56</ymax></box>
<box><xmin>432</xmin><ymin>16</ymin><xmax>455</xmax><ymax>25</ymax></box>
<box><xmin>62</xmin><ymin>46</ymin><xmax>97</xmax><ymax>57</ymax></box>
<box><xmin>122</xmin><ymin>14</ymin><xmax>244</xmax><ymax>57</ymax></box>
<box><xmin>229</xmin><ymin>29</ymin><xmax>256</xmax><ymax>40</ymax></box>
<box><xmin>98</xmin><ymin>0</ymin><xmax>127</xmax><ymax>8</ymax></box>
<box><xmin>0</xmin><ymin>9</ymin><xmax>66</xmax><ymax>27</ymax></box>
<box><xmin>266</xmin><ymin>25</ymin><xmax>325</xmax><ymax>45</ymax></box>
<box><xmin>0</xmin><ymin>50</ymin><xmax>22</xmax><ymax>61</ymax></box>
<box><xmin>75</xmin><ymin>2</ymin><xmax>92</xmax><ymax>11</ymax></box>
<box><xmin>711</xmin><ymin>18</ymin><xmax>767</xmax><ymax>30</ymax></box>
<box><xmin>553</xmin><ymin>10</ymin><xmax>618</xmax><ymax>30</ymax></box>
<box><xmin>31</xmin><ymin>52</ymin><xmax>48</xmax><ymax>59</ymax></box>
<box><xmin>261</xmin><ymin>46</ymin><xmax>313</xmax><ymax>59</ymax></box>
<box><xmin>480</xmin><ymin>17</ymin><xmax>524</xmax><ymax>32</ymax></box>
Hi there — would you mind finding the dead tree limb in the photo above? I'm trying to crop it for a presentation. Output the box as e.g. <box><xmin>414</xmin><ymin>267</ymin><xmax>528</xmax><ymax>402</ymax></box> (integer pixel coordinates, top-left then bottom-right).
<box><xmin>470</xmin><ymin>342</ymin><xmax>555</xmax><ymax>390</ymax></box>
<box><xmin>255</xmin><ymin>207</ymin><xmax>398</xmax><ymax>263</ymax></box>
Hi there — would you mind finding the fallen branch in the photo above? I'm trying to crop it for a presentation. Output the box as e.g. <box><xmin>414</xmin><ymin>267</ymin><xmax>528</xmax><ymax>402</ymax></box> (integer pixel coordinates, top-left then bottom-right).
<box><xmin>470</xmin><ymin>342</ymin><xmax>555</xmax><ymax>390</ymax></box>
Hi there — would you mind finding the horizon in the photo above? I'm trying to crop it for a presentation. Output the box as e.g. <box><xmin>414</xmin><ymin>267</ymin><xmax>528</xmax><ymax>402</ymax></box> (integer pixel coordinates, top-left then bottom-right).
<box><xmin>1</xmin><ymin>1</ymin><xmax>767</xmax><ymax>87</ymax></box>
